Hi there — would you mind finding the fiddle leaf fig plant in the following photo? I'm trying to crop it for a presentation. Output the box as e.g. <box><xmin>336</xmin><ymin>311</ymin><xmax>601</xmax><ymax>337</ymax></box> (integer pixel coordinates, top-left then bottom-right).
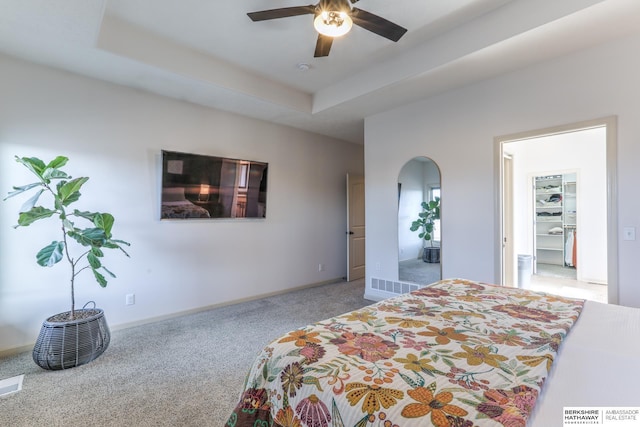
<box><xmin>4</xmin><ymin>156</ymin><xmax>130</xmax><ymax>320</ymax></box>
<box><xmin>409</xmin><ymin>197</ymin><xmax>440</xmax><ymax>248</ymax></box>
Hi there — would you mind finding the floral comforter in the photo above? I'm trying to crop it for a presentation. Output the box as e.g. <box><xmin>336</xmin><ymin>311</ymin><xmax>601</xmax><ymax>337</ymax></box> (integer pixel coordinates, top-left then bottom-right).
<box><xmin>227</xmin><ymin>279</ymin><xmax>584</xmax><ymax>427</ymax></box>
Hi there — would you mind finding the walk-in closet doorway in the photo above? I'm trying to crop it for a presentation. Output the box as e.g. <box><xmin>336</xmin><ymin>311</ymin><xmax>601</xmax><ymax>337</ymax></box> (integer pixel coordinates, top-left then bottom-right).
<box><xmin>496</xmin><ymin>117</ymin><xmax>618</xmax><ymax>304</ymax></box>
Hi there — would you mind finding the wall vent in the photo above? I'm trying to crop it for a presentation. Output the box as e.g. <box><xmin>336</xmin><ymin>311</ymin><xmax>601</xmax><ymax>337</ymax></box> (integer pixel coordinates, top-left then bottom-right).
<box><xmin>371</xmin><ymin>278</ymin><xmax>423</xmax><ymax>295</ymax></box>
<box><xmin>0</xmin><ymin>375</ymin><xmax>24</xmax><ymax>397</ymax></box>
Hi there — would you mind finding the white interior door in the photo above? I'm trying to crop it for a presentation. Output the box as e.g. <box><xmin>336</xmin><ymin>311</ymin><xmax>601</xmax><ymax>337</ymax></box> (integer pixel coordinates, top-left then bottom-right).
<box><xmin>347</xmin><ymin>174</ymin><xmax>365</xmax><ymax>281</ymax></box>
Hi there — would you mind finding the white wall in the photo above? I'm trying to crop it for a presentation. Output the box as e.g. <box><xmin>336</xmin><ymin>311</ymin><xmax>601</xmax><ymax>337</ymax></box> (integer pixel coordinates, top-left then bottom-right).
<box><xmin>364</xmin><ymin>32</ymin><xmax>640</xmax><ymax>307</ymax></box>
<box><xmin>0</xmin><ymin>55</ymin><xmax>364</xmax><ymax>353</ymax></box>
<box><xmin>507</xmin><ymin>128</ymin><xmax>607</xmax><ymax>284</ymax></box>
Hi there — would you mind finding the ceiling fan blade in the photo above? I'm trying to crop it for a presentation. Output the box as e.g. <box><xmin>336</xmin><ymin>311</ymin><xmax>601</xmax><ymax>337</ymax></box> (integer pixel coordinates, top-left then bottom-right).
<box><xmin>350</xmin><ymin>7</ymin><xmax>407</xmax><ymax>42</ymax></box>
<box><xmin>247</xmin><ymin>5</ymin><xmax>316</xmax><ymax>22</ymax></box>
<box><xmin>314</xmin><ymin>34</ymin><xmax>334</xmax><ymax>57</ymax></box>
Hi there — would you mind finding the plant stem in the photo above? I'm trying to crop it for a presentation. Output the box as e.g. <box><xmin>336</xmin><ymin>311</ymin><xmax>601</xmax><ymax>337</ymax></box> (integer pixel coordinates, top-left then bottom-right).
<box><xmin>62</xmin><ymin>223</ymin><xmax>75</xmax><ymax>320</ymax></box>
<box><xmin>42</xmin><ymin>179</ymin><xmax>76</xmax><ymax>319</ymax></box>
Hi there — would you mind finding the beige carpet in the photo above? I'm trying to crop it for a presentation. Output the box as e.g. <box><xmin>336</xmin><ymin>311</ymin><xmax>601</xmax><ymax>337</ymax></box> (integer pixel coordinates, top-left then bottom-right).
<box><xmin>398</xmin><ymin>258</ymin><xmax>441</xmax><ymax>284</ymax></box>
<box><xmin>0</xmin><ymin>279</ymin><xmax>370</xmax><ymax>426</ymax></box>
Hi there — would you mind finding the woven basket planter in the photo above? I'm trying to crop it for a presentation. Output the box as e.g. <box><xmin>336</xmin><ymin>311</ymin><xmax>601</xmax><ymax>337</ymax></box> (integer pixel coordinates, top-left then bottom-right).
<box><xmin>32</xmin><ymin>308</ymin><xmax>110</xmax><ymax>370</ymax></box>
<box><xmin>423</xmin><ymin>247</ymin><xmax>440</xmax><ymax>263</ymax></box>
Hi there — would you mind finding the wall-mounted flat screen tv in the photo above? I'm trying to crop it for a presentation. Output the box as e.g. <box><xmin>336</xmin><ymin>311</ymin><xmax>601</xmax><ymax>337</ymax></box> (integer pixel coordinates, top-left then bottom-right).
<box><xmin>160</xmin><ymin>150</ymin><xmax>268</xmax><ymax>220</ymax></box>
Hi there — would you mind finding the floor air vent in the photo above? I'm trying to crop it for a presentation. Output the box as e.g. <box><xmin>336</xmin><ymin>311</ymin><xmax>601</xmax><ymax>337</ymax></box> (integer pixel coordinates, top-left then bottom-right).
<box><xmin>0</xmin><ymin>374</ymin><xmax>24</xmax><ymax>397</ymax></box>
<box><xmin>371</xmin><ymin>278</ymin><xmax>421</xmax><ymax>295</ymax></box>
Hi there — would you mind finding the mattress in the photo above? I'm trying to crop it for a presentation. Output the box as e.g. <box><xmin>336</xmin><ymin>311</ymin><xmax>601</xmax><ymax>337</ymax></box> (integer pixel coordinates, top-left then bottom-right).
<box><xmin>528</xmin><ymin>299</ymin><xmax>640</xmax><ymax>426</ymax></box>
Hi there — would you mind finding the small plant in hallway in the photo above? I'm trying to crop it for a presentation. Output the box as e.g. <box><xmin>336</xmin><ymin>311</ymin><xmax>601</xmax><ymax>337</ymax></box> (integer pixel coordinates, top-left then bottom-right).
<box><xmin>4</xmin><ymin>155</ymin><xmax>131</xmax><ymax>369</ymax></box>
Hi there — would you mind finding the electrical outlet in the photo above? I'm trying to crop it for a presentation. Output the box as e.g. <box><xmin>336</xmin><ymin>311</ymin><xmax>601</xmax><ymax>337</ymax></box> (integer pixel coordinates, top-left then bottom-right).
<box><xmin>125</xmin><ymin>294</ymin><xmax>135</xmax><ymax>305</ymax></box>
<box><xmin>318</xmin><ymin>264</ymin><xmax>325</xmax><ymax>272</ymax></box>
<box><xmin>623</xmin><ymin>227</ymin><xmax>636</xmax><ymax>241</ymax></box>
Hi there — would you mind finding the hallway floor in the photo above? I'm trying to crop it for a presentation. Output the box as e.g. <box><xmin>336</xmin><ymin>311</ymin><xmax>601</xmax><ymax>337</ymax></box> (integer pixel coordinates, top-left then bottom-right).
<box><xmin>528</xmin><ymin>263</ymin><xmax>607</xmax><ymax>303</ymax></box>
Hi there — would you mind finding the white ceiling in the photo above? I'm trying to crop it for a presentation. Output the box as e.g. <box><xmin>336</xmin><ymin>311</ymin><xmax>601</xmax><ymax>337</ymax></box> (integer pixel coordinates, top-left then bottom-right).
<box><xmin>1</xmin><ymin>0</ymin><xmax>640</xmax><ymax>144</ymax></box>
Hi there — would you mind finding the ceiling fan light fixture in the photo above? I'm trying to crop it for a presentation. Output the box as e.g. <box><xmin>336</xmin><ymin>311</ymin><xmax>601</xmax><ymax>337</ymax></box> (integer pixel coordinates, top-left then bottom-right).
<box><xmin>314</xmin><ymin>10</ymin><xmax>352</xmax><ymax>37</ymax></box>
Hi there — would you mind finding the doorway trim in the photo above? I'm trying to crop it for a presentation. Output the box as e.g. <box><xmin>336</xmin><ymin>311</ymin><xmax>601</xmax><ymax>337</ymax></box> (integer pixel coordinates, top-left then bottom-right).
<box><xmin>494</xmin><ymin>116</ymin><xmax>618</xmax><ymax>304</ymax></box>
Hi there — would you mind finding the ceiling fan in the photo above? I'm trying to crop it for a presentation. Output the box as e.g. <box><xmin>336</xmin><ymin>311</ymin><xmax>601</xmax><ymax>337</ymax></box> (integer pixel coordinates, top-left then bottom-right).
<box><xmin>247</xmin><ymin>0</ymin><xmax>407</xmax><ymax>57</ymax></box>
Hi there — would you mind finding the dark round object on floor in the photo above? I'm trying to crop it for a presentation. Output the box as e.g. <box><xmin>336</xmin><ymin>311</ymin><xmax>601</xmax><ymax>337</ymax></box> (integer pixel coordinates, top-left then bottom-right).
<box><xmin>32</xmin><ymin>308</ymin><xmax>110</xmax><ymax>370</ymax></box>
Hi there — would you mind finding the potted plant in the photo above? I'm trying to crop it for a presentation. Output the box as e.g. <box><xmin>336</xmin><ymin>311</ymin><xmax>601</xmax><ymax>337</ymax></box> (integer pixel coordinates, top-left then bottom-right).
<box><xmin>4</xmin><ymin>155</ymin><xmax>130</xmax><ymax>370</ymax></box>
<box><xmin>409</xmin><ymin>197</ymin><xmax>440</xmax><ymax>263</ymax></box>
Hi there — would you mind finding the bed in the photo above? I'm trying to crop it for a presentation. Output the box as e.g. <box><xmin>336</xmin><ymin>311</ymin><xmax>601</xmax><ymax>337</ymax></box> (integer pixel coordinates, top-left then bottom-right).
<box><xmin>160</xmin><ymin>187</ymin><xmax>210</xmax><ymax>219</ymax></box>
<box><xmin>227</xmin><ymin>278</ymin><xmax>640</xmax><ymax>427</ymax></box>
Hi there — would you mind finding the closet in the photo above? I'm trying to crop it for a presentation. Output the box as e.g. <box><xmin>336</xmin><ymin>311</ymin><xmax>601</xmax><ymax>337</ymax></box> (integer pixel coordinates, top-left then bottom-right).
<box><xmin>533</xmin><ymin>173</ymin><xmax>577</xmax><ymax>272</ymax></box>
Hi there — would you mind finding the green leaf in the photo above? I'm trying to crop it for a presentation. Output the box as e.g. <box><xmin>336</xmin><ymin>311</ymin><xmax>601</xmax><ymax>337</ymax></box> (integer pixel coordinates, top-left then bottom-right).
<box><xmin>302</xmin><ymin>376</ymin><xmax>324</xmax><ymax>392</ymax></box>
<box><xmin>422</xmin><ymin>368</ymin><xmax>436</xmax><ymax>378</ymax></box>
<box><xmin>104</xmin><ymin>240</ymin><xmax>131</xmax><ymax>257</ymax></box>
<box><xmin>61</xmin><ymin>190</ymin><xmax>81</xmax><ymax>206</ymax></box>
<box><xmin>331</xmin><ymin>399</ymin><xmax>345</xmax><ymax>427</ymax></box>
<box><xmin>354</xmin><ymin>415</ymin><xmax>370</xmax><ymax>427</ymax></box>
<box><xmin>54</xmin><ymin>194</ymin><xmax>64</xmax><ymax>212</ymax></box>
<box><xmin>40</xmin><ymin>156</ymin><xmax>70</xmax><ymax>181</ymax></box>
<box><xmin>399</xmin><ymin>372</ymin><xmax>422</xmax><ymax>388</ymax></box>
<box><xmin>94</xmin><ymin>213</ymin><xmax>115</xmax><ymax>237</ymax></box>
<box><xmin>3</xmin><ymin>182</ymin><xmax>43</xmax><ymax>200</ymax></box>
<box><xmin>92</xmin><ymin>269</ymin><xmax>107</xmax><ymax>287</ymax></box>
<box><xmin>57</xmin><ymin>177</ymin><xmax>88</xmax><ymax>204</ymax></box>
<box><xmin>499</xmin><ymin>364</ymin><xmax>513</xmax><ymax>375</ymax></box>
<box><xmin>73</xmin><ymin>210</ymin><xmax>98</xmax><ymax>221</ymax></box>
<box><xmin>458</xmin><ymin>397</ymin><xmax>482</xmax><ymax>407</ymax></box>
<box><xmin>42</xmin><ymin>168</ymin><xmax>70</xmax><ymax>181</ymax></box>
<box><xmin>101</xmin><ymin>266</ymin><xmax>116</xmax><ymax>278</ymax></box>
<box><xmin>17</xmin><ymin>206</ymin><xmax>57</xmax><ymax>227</ymax></box>
<box><xmin>91</xmin><ymin>247</ymin><xmax>104</xmax><ymax>258</ymax></box>
<box><xmin>46</xmin><ymin>156</ymin><xmax>69</xmax><ymax>170</ymax></box>
<box><xmin>62</xmin><ymin>218</ymin><xmax>75</xmax><ymax>231</ymax></box>
<box><xmin>87</xmin><ymin>252</ymin><xmax>102</xmax><ymax>269</ymax></box>
<box><xmin>68</xmin><ymin>228</ymin><xmax>107</xmax><ymax>247</ymax></box>
<box><xmin>16</xmin><ymin>156</ymin><xmax>47</xmax><ymax>178</ymax></box>
<box><xmin>36</xmin><ymin>241</ymin><xmax>64</xmax><ymax>267</ymax></box>
<box><xmin>19</xmin><ymin>189</ymin><xmax>44</xmax><ymax>212</ymax></box>
<box><xmin>73</xmin><ymin>210</ymin><xmax>105</xmax><ymax>228</ymax></box>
